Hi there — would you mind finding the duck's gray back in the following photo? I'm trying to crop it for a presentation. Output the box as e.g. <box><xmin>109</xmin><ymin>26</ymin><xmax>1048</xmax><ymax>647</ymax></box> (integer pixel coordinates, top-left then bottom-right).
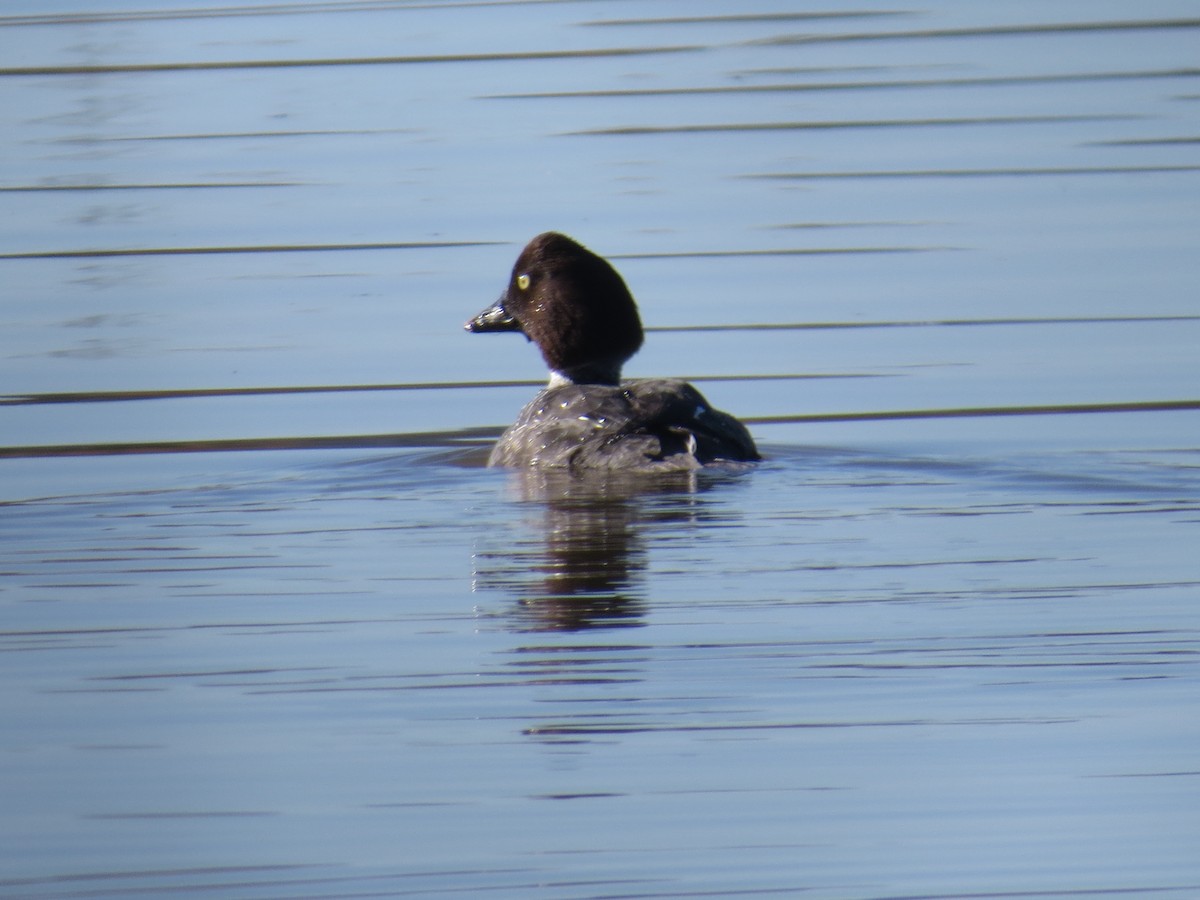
<box><xmin>487</xmin><ymin>380</ymin><xmax>759</xmax><ymax>470</ymax></box>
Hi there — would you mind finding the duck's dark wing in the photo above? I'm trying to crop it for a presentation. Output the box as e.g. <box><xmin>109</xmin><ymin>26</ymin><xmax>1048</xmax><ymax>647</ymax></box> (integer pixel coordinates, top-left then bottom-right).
<box><xmin>623</xmin><ymin>379</ymin><xmax>759</xmax><ymax>465</ymax></box>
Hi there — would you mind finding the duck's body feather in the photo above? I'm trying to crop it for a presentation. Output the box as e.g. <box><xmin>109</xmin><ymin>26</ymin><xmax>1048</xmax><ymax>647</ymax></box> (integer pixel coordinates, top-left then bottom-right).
<box><xmin>489</xmin><ymin>380</ymin><xmax>757</xmax><ymax>470</ymax></box>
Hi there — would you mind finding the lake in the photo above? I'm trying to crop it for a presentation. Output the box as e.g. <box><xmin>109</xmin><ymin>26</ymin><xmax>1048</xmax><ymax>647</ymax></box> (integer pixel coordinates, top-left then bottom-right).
<box><xmin>1</xmin><ymin>2</ymin><xmax>1198</xmax><ymax>898</ymax></box>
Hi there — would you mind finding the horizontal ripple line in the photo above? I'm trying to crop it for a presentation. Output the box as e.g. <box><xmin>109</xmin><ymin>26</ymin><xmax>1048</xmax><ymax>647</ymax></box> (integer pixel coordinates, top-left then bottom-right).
<box><xmin>0</xmin><ymin>374</ymin><xmax>872</xmax><ymax>407</ymax></box>
<box><xmin>0</xmin><ymin>5</ymin><xmax>466</xmax><ymax>26</ymax></box>
<box><xmin>582</xmin><ymin>12</ymin><xmax>904</xmax><ymax>28</ymax></box>
<box><xmin>1</xmin><ymin>381</ymin><xmax>542</xmax><ymax>406</ymax></box>
<box><xmin>0</xmin><ymin>240</ymin><xmax>499</xmax><ymax>260</ymax></box>
<box><xmin>746</xmin><ymin>399</ymin><xmax>1200</xmax><ymax>426</ymax></box>
<box><xmin>649</xmin><ymin>315</ymin><xmax>1200</xmax><ymax>332</ymax></box>
<box><xmin>3</xmin><ymin>402</ymin><xmax>1195</xmax><ymax>459</ymax></box>
<box><xmin>750</xmin><ymin>18</ymin><xmax>1200</xmax><ymax>45</ymax></box>
<box><xmin>55</xmin><ymin>128</ymin><xmax>409</xmax><ymax>143</ymax></box>
<box><xmin>744</xmin><ymin>165</ymin><xmax>1200</xmax><ymax>180</ymax></box>
<box><xmin>524</xmin><ymin>718</ymin><xmax>1033</xmax><ymax>736</ymax></box>
<box><xmin>1089</xmin><ymin>136</ymin><xmax>1200</xmax><ymax>147</ymax></box>
<box><xmin>486</xmin><ymin>67</ymin><xmax>1200</xmax><ymax>99</ymax></box>
<box><xmin>0</xmin><ymin>45</ymin><xmax>701</xmax><ymax>77</ymax></box>
<box><xmin>612</xmin><ymin>247</ymin><xmax>947</xmax><ymax>259</ymax></box>
<box><xmin>0</xmin><ymin>181</ymin><xmax>297</xmax><ymax>193</ymax></box>
<box><xmin>0</xmin><ymin>429</ymin><xmax>504</xmax><ymax>460</ymax></box>
<box><xmin>567</xmin><ymin>114</ymin><xmax>1136</xmax><ymax>136</ymax></box>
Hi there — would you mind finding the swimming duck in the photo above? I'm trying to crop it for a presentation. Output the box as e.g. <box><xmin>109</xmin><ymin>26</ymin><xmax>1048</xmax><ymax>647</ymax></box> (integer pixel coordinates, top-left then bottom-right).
<box><xmin>465</xmin><ymin>232</ymin><xmax>759</xmax><ymax>470</ymax></box>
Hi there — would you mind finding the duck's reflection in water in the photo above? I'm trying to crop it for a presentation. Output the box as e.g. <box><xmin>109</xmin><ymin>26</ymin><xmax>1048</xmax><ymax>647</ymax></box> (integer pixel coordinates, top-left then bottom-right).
<box><xmin>472</xmin><ymin>467</ymin><xmax>736</xmax><ymax>631</ymax></box>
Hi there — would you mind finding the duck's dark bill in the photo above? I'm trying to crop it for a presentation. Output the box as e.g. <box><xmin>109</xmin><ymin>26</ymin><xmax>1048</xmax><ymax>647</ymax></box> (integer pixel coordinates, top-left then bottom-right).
<box><xmin>465</xmin><ymin>301</ymin><xmax>521</xmax><ymax>334</ymax></box>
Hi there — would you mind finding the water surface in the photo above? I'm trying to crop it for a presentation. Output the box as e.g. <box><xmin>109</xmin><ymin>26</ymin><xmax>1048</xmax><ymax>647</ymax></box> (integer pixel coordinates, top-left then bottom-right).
<box><xmin>1</xmin><ymin>2</ymin><xmax>1198</xmax><ymax>898</ymax></box>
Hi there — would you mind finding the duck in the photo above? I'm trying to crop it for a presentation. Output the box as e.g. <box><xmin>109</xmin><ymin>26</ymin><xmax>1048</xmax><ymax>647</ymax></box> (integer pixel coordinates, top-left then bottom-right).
<box><xmin>465</xmin><ymin>232</ymin><xmax>759</xmax><ymax>470</ymax></box>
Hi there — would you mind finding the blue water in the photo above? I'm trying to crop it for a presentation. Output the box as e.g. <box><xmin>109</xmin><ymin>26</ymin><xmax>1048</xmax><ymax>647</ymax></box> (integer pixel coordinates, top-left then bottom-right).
<box><xmin>1</xmin><ymin>2</ymin><xmax>1198</xmax><ymax>898</ymax></box>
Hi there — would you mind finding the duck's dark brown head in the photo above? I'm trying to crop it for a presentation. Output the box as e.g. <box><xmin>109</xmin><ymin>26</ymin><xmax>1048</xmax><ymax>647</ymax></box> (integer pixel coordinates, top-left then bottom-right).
<box><xmin>465</xmin><ymin>232</ymin><xmax>644</xmax><ymax>386</ymax></box>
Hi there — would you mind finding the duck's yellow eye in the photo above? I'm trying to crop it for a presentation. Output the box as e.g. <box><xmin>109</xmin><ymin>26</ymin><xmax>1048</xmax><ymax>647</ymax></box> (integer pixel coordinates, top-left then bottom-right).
<box><xmin>516</xmin><ymin>273</ymin><xmax>531</xmax><ymax>291</ymax></box>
